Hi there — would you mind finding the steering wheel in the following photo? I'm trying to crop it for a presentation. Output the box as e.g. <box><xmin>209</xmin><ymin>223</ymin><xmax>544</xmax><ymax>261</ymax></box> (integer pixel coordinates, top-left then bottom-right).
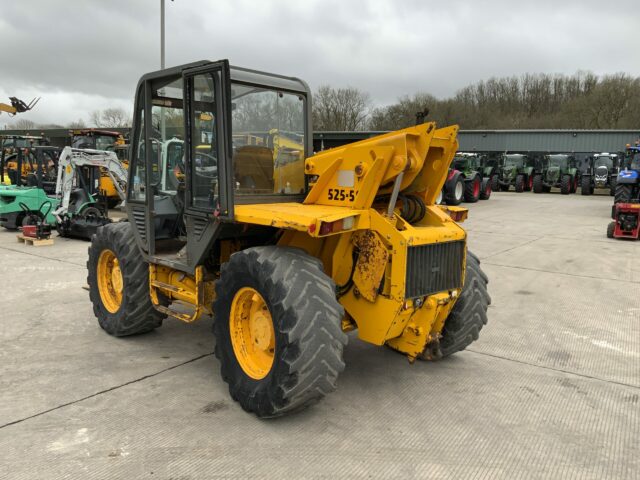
<box><xmin>194</xmin><ymin>152</ymin><xmax>218</xmax><ymax>179</ymax></box>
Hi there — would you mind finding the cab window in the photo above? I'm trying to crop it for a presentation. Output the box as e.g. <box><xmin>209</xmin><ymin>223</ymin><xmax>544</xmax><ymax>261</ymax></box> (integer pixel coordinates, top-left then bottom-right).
<box><xmin>231</xmin><ymin>84</ymin><xmax>305</xmax><ymax>197</ymax></box>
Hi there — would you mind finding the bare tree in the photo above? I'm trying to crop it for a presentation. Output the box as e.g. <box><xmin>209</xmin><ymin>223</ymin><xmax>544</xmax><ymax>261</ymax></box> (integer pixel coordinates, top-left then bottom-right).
<box><xmin>67</xmin><ymin>119</ymin><xmax>87</xmax><ymax>129</ymax></box>
<box><xmin>90</xmin><ymin>108</ymin><xmax>131</xmax><ymax>128</ymax></box>
<box><xmin>369</xmin><ymin>93</ymin><xmax>437</xmax><ymax>130</ymax></box>
<box><xmin>12</xmin><ymin>118</ymin><xmax>36</xmax><ymax>130</ymax></box>
<box><xmin>313</xmin><ymin>85</ymin><xmax>371</xmax><ymax>131</ymax></box>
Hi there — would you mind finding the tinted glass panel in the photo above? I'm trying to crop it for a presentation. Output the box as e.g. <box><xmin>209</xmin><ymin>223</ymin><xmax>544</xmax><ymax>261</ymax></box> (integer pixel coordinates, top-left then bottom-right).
<box><xmin>231</xmin><ymin>84</ymin><xmax>305</xmax><ymax>196</ymax></box>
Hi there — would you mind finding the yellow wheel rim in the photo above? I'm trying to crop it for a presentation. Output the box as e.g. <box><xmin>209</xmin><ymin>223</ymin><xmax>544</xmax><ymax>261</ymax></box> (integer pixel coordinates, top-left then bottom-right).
<box><xmin>97</xmin><ymin>249</ymin><xmax>123</xmax><ymax>314</ymax></box>
<box><xmin>229</xmin><ymin>287</ymin><xmax>276</xmax><ymax>380</ymax></box>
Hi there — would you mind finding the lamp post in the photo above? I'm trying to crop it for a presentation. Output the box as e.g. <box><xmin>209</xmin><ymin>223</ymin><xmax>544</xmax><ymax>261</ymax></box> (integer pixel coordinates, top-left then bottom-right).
<box><xmin>161</xmin><ymin>0</ymin><xmax>166</xmax><ymax>69</ymax></box>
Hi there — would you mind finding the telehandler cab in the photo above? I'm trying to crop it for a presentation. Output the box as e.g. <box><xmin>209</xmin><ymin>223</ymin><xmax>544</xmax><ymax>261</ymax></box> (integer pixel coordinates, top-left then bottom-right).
<box><xmin>87</xmin><ymin>61</ymin><xmax>490</xmax><ymax>417</ymax></box>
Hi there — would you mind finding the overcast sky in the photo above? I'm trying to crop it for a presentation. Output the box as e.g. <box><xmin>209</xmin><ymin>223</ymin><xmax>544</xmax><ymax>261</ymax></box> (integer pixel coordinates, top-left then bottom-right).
<box><xmin>1</xmin><ymin>0</ymin><xmax>639</xmax><ymax>127</ymax></box>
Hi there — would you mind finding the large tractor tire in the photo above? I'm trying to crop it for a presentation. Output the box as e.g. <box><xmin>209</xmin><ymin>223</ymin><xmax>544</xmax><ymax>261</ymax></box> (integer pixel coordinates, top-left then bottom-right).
<box><xmin>213</xmin><ymin>246</ymin><xmax>347</xmax><ymax>418</ymax></box>
<box><xmin>560</xmin><ymin>174</ymin><xmax>572</xmax><ymax>195</ymax></box>
<box><xmin>609</xmin><ymin>178</ymin><xmax>617</xmax><ymax>197</ymax></box>
<box><xmin>491</xmin><ymin>175</ymin><xmax>499</xmax><ymax>192</ymax></box>
<box><xmin>479</xmin><ymin>177</ymin><xmax>492</xmax><ymax>200</ymax></box>
<box><xmin>514</xmin><ymin>174</ymin><xmax>525</xmax><ymax>193</ymax></box>
<box><xmin>87</xmin><ymin>222</ymin><xmax>164</xmax><ymax>336</ymax></box>
<box><xmin>581</xmin><ymin>175</ymin><xmax>592</xmax><ymax>195</ymax></box>
<box><xmin>424</xmin><ymin>251</ymin><xmax>490</xmax><ymax>359</ymax></box>
<box><xmin>464</xmin><ymin>176</ymin><xmax>481</xmax><ymax>203</ymax></box>
<box><xmin>615</xmin><ymin>184</ymin><xmax>633</xmax><ymax>204</ymax></box>
<box><xmin>570</xmin><ymin>175</ymin><xmax>578</xmax><ymax>193</ymax></box>
<box><xmin>445</xmin><ymin>176</ymin><xmax>465</xmax><ymax>206</ymax></box>
<box><xmin>533</xmin><ymin>174</ymin><xmax>543</xmax><ymax>193</ymax></box>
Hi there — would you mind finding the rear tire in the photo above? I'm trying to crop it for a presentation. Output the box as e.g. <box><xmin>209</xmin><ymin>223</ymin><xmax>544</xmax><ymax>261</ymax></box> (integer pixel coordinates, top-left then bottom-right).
<box><xmin>479</xmin><ymin>177</ymin><xmax>491</xmax><ymax>200</ymax></box>
<box><xmin>214</xmin><ymin>246</ymin><xmax>347</xmax><ymax>418</ymax></box>
<box><xmin>533</xmin><ymin>174</ymin><xmax>543</xmax><ymax>193</ymax></box>
<box><xmin>607</xmin><ymin>221</ymin><xmax>615</xmax><ymax>239</ymax></box>
<box><xmin>87</xmin><ymin>222</ymin><xmax>163</xmax><ymax>336</ymax></box>
<box><xmin>464</xmin><ymin>176</ymin><xmax>481</xmax><ymax>203</ymax></box>
<box><xmin>560</xmin><ymin>175</ymin><xmax>571</xmax><ymax>195</ymax></box>
<box><xmin>428</xmin><ymin>251</ymin><xmax>490</xmax><ymax>359</ymax></box>
<box><xmin>515</xmin><ymin>174</ymin><xmax>525</xmax><ymax>193</ymax></box>
<box><xmin>615</xmin><ymin>184</ymin><xmax>633</xmax><ymax>204</ymax></box>
<box><xmin>581</xmin><ymin>175</ymin><xmax>592</xmax><ymax>195</ymax></box>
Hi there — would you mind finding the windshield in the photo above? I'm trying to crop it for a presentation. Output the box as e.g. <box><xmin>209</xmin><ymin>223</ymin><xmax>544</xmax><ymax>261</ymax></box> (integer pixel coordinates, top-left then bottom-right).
<box><xmin>453</xmin><ymin>156</ymin><xmax>468</xmax><ymax>169</ymax></box>
<box><xmin>548</xmin><ymin>155</ymin><xmax>568</xmax><ymax>168</ymax></box>
<box><xmin>95</xmin><ymin>135</ymin><xmax>118</xmax><ymax>151</ymax></box>
<box><xmin>231</xmin><ymin>83</ymin><xmax>306</xmax><ymax>196</ymax></box>
<box><xmin>504</xmin><ymin>155</ymin><xmax>524</xmax><ymax>168</ymax></box>
<box><xmin>628</xmin><ymin>153</ymin><xmax>640</xmax><ymax>170</ymax></box>
<box><xmin>594</xmin><ymin>156</ymin><xmax>613</xmax><ymax>169</ymax></box>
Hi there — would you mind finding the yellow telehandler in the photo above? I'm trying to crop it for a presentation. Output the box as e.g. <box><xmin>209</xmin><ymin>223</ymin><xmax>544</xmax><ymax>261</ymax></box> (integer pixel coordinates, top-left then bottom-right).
<box><xmin>87</xmin><ymin>60</ymin><xmax>490</xmax><ymax>417</ymax></box>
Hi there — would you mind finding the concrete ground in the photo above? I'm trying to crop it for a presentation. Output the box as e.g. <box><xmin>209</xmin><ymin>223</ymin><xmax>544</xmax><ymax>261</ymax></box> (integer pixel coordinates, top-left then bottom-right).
<box><xmin>0</xmin><ymin>191</ymin><xmax>638</xmax><ymax>479</ymax></box>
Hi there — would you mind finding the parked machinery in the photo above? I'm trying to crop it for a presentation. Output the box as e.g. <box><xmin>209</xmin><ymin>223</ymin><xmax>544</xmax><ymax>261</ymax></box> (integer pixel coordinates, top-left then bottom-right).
<box><xmin>71</xmin><ymin>129</ymin><xmax>127</xmax><ymax>208</ymax></box>
<box><xmin>532</xmin><ymin>154</ymin><xmax>580</xmax><ymax>195</ymax></box>
<box><xmin>54</xmin><ymin>147</ymin><xmax>127</xmax><ymax>239</ymax></box>
<box><xmin>0</xmin><ymin>146</ymin><xmax>59</xmax><ymax>229</ymax></box>
<box><xmin>1</xmin><ymin>135</ymin><xmax>51</xmax><ymax>185</ymax></box>
<box><xmin>452</xmin><ymin>153</ymin><xmax>492</xmax><ymax>202</ymax></box>
<box><xmin>495</xmin><ymin>153</ymin><xmax>535</xmax><ymax>192</ymax></box>
<box><xmin>581</xmin><ymin>153</ymin><xmax>619</xmax><ymax>196</ymax></box>
<box><xmin>86</xmin><ymin>60</ymin><xmax>490</xmax><ymax>418</ymax></box>
<box><xmin>608</xmin><ymin>203</ymin><xmax>640</xmax><ymax>240</ymax></box>
<box><xmin>614</xmin><ymin>145</ymin><xmax>640</xmax><ymax>204</ymax></box>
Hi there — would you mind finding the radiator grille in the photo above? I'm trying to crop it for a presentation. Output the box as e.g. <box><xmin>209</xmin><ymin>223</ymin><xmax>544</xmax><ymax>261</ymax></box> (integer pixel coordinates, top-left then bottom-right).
<box><xmin>405</xmin><ymin>241</ymin><xmax>464</xmax><ymax>299</ymax></box>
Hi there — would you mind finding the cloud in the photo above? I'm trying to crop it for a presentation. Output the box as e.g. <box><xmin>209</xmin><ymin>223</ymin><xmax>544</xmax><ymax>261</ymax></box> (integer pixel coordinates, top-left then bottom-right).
<box><xmin>1</xmin><ymin>0</ymin><xmax>639</xmax><ymax>126</ymax></box>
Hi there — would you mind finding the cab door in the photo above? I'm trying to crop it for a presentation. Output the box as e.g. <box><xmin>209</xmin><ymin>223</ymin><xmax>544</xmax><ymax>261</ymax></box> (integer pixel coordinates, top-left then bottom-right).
<box><xmin>182</xmin><ymin>61</ymin><xmax>233</xmax><ymax>270</ymax></box>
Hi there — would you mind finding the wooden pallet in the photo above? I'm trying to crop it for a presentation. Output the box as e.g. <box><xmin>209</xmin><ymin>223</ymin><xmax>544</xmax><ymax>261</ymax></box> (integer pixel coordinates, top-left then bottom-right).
<box><xmin>16</xmin><ymin>234</ymin><xmax>54</xmax><ymax>247</ymax></box>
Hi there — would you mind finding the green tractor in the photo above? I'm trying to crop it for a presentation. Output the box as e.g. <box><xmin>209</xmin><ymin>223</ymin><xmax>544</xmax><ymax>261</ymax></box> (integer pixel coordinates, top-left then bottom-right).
<box><xmin>493</xmin><ymin>153</ymin><xmax>535</xmax><ymax>192</ymax></box>
<box><xmin>532</xmin><ymin>154</ymin><xmax>579</xmax><ymax>195</ymax></box>
<box><xmin>452</xmin><ymin>152</ymin><xmax>493</xmax><ymax>201</ymax></box>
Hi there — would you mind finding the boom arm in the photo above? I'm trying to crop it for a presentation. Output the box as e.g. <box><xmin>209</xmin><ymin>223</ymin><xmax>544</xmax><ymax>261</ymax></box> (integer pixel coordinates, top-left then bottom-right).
<box><xmin>54</xmin><ymin>147</ymin><xmax>128</xmax><ymax>218</ymax></box>
<box><xmin>0</xmin><ymin>97</ymin><xmax>40</xmax><ymax>116</ymax></box>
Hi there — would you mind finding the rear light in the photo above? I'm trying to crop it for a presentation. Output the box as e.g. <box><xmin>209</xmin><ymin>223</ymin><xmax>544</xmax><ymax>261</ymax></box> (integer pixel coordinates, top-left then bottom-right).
<box><xmin>318</xmin><ymin>216</ymin><xmax>356</xmax><ymax>236</ymax></box>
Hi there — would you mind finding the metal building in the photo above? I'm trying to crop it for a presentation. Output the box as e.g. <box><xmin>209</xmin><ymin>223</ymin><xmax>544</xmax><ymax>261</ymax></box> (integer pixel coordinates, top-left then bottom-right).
<box><xmin>313</xmin><ymin>130</ymin><xmax>640</xmax><ymax>153</ymax></box>
<box><xmin>2</xmin><ymin>128</ymin><xmax>640</xmax><ymax>154</ymax></box>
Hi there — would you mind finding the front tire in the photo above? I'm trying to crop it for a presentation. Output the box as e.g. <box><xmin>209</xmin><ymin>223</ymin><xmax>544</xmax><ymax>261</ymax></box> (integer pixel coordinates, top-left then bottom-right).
<box><xmin>581</xmin><ymin>175</ymin><xmax>592</xmax><ymax>195</ymax></box>
<box><xmin>607</xmin><ymin>221</ymin><xmax>615</xmax><ymax>239</ymax></box>
<box><xmin>446</xmin><ymin>176</ymin><xmax>465</xmax><ymax>206</ymax></box>
<box><xmin>515</xmin><ymin>174</ymin><xmax>525</xmax><ymax>192</ymax></box>
<box><xmin>533</xmin><ymin>174</ymin><xmax>543</xmax><ymax>193</ymax></box>
<box><xmin>491</xmin><ymin>175</ymin><xmax>499</xmax><ymax>192</ymax></box>
<box><xmin>426</xmin><ymin>251</ymin><xmax>490</xmax><ymax>359</ymax></box>
<box><xmin>87</xmin><ymin>222</ymin><xmax>163</xmax><ymax>336</ymax></box>
<box><xmin>479</xmin><ymin>177</ymin><xmax>491</xmax><ymax>200</ymax></box>
<box><xmin>214</xmin><ymin>246</ymin><xmax>347</xmax><ymax>418</ymax></box>
<box><xmin>464</xmin><ymin>176</ymin><xmax>481</xmax><ymax>203</ymax></box>
<box><xmin>560</xmin><ymin>174</ymin><xmax>572</xmax><ymax>194</ymax></box>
